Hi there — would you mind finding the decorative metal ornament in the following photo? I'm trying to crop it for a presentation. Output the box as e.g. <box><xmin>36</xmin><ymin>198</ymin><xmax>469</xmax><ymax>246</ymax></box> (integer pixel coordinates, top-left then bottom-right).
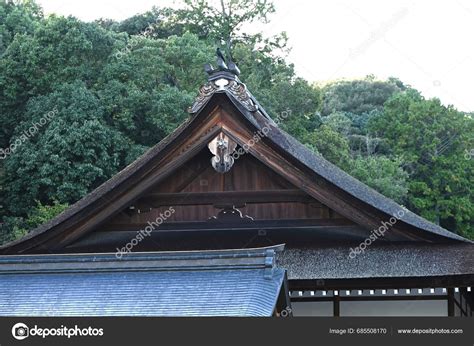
<box><xmin>208</xmin><ymin>205</ymin><xmax>254</xmax><ymax>222</ymax></box>
<box><xmin>208</xmin><ymin>133</ymin><xmax>237</xmax><ymax>173</ymax></box>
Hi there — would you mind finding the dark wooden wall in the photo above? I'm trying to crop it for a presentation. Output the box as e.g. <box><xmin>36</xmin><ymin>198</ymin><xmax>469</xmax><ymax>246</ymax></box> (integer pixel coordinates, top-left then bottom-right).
<box><xmin>101</xmin><ymin>148</ymin><xmax>347</xmax><ymax>229</ymax></box>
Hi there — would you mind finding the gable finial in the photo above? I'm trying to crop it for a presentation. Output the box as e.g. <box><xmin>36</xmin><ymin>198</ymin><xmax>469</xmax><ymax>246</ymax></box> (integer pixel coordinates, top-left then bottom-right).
<box><xmin>204</xmin><ymin>47</ymin><xmax>241</xmax><ymax>80</ymax></box>
<box><xmin>216</xmin><ymin>48</ymin><xmax>228</xmax><ymax>70</ymax></box>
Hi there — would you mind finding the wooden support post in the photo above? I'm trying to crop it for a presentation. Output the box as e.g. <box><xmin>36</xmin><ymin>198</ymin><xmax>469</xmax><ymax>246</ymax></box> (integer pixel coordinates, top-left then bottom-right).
<box><xmin>333</xmin><ymin>293</ymin><xmax>341</xmax><ymax>317</ymax></box>
<box><xmin>447</xmin><ymin>288</ymin><xmax>455</xmax><ymax>316</ymax></box>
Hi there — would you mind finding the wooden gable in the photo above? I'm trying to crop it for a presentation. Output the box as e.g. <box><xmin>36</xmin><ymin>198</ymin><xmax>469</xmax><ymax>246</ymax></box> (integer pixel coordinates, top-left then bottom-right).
<box><xmin>0</xmin><ymin>68</ymin><xmax>468</xmax><ymax>254</ymax></box>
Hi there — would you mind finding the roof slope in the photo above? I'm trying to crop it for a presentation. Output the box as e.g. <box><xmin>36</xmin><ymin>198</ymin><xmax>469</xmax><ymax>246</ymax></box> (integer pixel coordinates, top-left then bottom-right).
<box><xmin>0</xmin><ymin>68</ymin><xmax>469</xmax><ymax>253</ymax></box>
<box><xmin>0</xmin><ymin>116</ymin><xmax>197</xmax><ymax>252</ymax></box>
<box><xmin>278</xmin><ymin>243</ymin><xmax>474</xmax><ymax>280</ymax></box>
<box><xmin>264</xmin><ymin>121</ymin><xmax>467</xmax><ymax>242</ymax></box>
<box><xmin>0</xmin><ymin>245</ymin><xmax>286</xmax><ymax>316</ymax></box>
<box><xmin>189</xmin><ymin>75</ymin><xmax>468</xmax><ymax>242</ymax></box>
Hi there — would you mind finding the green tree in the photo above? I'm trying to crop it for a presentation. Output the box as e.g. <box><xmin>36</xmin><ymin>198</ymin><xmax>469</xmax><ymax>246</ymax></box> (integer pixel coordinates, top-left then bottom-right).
<box><xmin>105</xmin><ymin>7</ymin><xmax>183</xmax><ymax>38</ymax></box>
<box><xmin>322</xmin><ymin>112</ymin><xmax>352</xmax><ymax>136</ymax></box>
<box><xmin>0</xmin><ymin>14</ymin><xmax>117</xmax><ymax>147</ymax></box>
<box><xmin>177</xmin><ymin>0</ymin><xmax>276</xmax><ymax>50</ymax></box>
<box><xmin>97</xmin><ymin>32</ymin><xmax>212</xmax><ymax>146</ymax></box>
<box><xmin>348</xmin><ymin>156</ymin><xmax>409</xmax><ymax>203</ymax></box>
<box><xmin>0</xmin><ymin>200</ymin><xmax>68</xmax><ymax>245</ymax></box>
<box><xmin>24</xmin><ymin>200</ymin><xmax>68</xmax><ymax>229</ymax></box>
<box><xmin>370</xmin><ymin>90</ymin><xmax>473</xmax><ymax>237</ymax></box>
<box><xmin>3</xmin><ymin>81</ymin><xmax>133</xmax><ymax>215</ymax></box>
<box><xmin>303</xmin><ymin>125</ymin><xmax>351</xmax><ymax>171</ymax></box>
<box><xmin>321</xmin><ymin>76</ymin><xmax>404</xmax><ymax>116</ymax></box>
<box><xmin>0</xmin><ymin>0</ymin><xmax>43</xmax><ymax>54</ymax></box>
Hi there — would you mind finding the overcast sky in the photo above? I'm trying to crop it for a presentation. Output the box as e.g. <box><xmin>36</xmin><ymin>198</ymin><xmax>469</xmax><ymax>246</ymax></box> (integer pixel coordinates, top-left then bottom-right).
<box><xmin>36</xmin><ymin>0</ymin><xmax>474</xmax><ymax>112</ymax></box>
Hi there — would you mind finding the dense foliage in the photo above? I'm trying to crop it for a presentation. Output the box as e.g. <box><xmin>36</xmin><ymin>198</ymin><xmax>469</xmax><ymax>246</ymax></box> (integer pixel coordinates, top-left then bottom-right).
<box><xmin>0</xmin><ymin>0</ymin><xmax>472</xmax><ymax>243</ymax></box>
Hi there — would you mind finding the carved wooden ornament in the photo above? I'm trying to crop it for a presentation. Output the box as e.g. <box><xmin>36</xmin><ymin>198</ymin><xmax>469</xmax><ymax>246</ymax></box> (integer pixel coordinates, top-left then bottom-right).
<box><xmin>208</xmin><ymin>133</ymin><xmax>237</xmax><ymax>173</ymax></box>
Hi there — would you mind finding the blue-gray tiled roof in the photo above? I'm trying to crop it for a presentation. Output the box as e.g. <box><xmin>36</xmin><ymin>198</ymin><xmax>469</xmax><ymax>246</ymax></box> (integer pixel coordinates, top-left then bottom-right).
<box><xmin>0</xmin><ymin>246</ymin><xmax>286</xmax><ymax>317</ymax></box>
<box><xmin>0</xmin><ymin>269</ymin><xmax>284</xmax><ymax>316</ymax></box>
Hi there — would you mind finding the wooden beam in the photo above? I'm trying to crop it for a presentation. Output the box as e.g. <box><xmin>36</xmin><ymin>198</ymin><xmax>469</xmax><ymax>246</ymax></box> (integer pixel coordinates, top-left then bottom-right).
<box><xmin>291</xmin><ymin>295</ymin><xmax>448</xmax><ymax>302</ymax></box>
<box><xmin>99</xmin><ymin>218</ymin><xmax>356</xmax><ymax>232</ymax></box>
<box><xmin>448</xmin><ymin>288</ymin><xmax>455</xmax><ymax>316</ymax></box>
<box><xmin>138</xmin><ymin>190</ymin><xmax>319</xmax><ymax>207</ymax></box>
<box><xmin>290</xmin><ymin>275</ymin><xmax>474</xmax><ymax>290</ymax></box>
<box><xmin>9</xmin><ymin>110</ymin><xmax>225</xmax><ymax>253</ymax></box>
<box><xmin>333</xmin><ymin>294</ymin><xmax>340</xmax><ymax>317</ymax></box>
<box><xmin>217</xmin><ymin>113</ymin><xmax>437</xmax><ymax>242</ymax></box>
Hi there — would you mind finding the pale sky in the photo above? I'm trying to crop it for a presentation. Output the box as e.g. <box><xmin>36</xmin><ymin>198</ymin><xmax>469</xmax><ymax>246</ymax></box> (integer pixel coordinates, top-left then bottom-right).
<box><xmin>36</xmin><ymin>0</ymin><xmax>474</xmax><ymax>112</ymax></box>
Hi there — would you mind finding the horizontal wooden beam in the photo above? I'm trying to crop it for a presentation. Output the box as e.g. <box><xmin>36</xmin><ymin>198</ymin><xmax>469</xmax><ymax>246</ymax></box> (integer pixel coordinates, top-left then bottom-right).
<box><xmin>100</xmin><ymin>218</ymin><xmax>356</xmax><ymax>232</ymax></box>
<box><xmin>290</xmin><ymin>295</ymin><xmax>448</xmax><ymax>302</ymax></box>
<box><xmin>289</xmin><ymin>275</ymin><xmax>474</xmax><ymax>290</ymax></box>
<box><xmin>138</xmin><ymin>189</ymin><xmax>320</xmax><ymax>207</ymax></box>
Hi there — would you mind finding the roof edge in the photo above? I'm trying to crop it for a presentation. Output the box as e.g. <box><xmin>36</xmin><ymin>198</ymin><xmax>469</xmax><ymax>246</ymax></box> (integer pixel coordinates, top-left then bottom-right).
<box><xmin>0</xmin><ymin>244</ymin><xmax>285</xmax><ymax>274</ymax></box>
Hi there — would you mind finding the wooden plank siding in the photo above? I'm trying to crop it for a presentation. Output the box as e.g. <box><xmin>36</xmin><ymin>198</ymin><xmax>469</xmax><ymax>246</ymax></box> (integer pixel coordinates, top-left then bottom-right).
<box><xmin>102</xmin><ymin>152</ymin><xmax>346</xmax><ymax>226</ymax></box>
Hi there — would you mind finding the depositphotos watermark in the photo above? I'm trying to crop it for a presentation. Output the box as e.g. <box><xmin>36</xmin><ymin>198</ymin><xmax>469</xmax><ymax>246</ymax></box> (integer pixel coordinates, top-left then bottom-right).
<box><xmin>230</xmin><ymin>109</ymin><xmax>292</xmax><ymax>161</ymax></box>
<box><xmin>115</xmin><ymin>206</ymin><xmax>175</xmax><ymax>258</ymax></box>
<box><xmin>12</xmin><ymin>322</ymin><xmax>103</xmax><ymax>340</ymax></box>
<box><xmin>349</xmin><ymin>7</ymin><xmax>409</xmax><ymax>60</ymax></box>
<box><xmin>114</xmin><ymin>18</ymin><xmax>159</xmax><ymax>60</ymax></box>
<box><xmin>349</xmin><ymin>207</ymin><xmax>408</xmax><ymax>259</ymax></box>
<box><xmin>0</xmin><ymin>107</ymin><xmax>58</xmax><ymax>160</ymax></box>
